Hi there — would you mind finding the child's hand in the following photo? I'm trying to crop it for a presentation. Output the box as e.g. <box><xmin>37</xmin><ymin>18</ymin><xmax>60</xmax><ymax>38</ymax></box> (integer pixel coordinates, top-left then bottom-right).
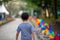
<box><xmin>32</xmin><ymin>32</ymin><xmax>35</xmax><ymax>40</ymax></box>
<box><xmin>16</xmin><ymin>32</ymin><xmax>19</xmax><ymax>40</ymax></box>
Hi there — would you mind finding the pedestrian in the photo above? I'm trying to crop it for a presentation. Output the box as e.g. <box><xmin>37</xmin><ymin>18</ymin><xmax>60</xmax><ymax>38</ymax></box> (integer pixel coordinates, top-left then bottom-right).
<box><xmin>16</xmin><ymin>12</ymin><xmax>35</xmax><ymax>40</ymax></box>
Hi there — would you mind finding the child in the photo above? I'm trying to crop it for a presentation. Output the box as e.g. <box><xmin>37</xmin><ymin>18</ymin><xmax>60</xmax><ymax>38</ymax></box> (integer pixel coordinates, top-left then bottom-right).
<box><xmin>16</xmin><ymin>12</ymin><xmax>35</xmax><ymax>40</ymax></box>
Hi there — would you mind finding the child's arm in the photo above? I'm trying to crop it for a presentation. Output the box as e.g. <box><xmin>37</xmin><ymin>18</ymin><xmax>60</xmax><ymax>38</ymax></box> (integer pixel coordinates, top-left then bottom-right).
<box><xmin>30</xmin><ymin>23</ymin><xmax>35</xmax><ymax>40</ymax></box>
<box><xmin>16</xmin><ymin>25</ymin><xmax>21</xmax><ymax>40</ymax></box>
<box><xmin>32</xmin><ymin>32</ymin><xmax>35</xmax><ymax>40</ymax></box>
<box><xmin>16</xmin><ymin>32</ymin><xmax>19</xmax><ymax>40</ymax></box>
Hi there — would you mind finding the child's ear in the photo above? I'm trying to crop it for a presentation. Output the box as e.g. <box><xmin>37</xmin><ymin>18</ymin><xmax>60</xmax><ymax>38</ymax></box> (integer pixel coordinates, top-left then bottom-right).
<box><xmin>29</xmin><ymin>16</ymin><xmax>32</xmax><ymax>20</ymax></box>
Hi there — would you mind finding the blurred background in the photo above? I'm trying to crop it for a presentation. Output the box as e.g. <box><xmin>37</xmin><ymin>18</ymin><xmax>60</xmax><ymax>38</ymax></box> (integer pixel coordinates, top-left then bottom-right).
<box><xmin>0</xmin><ymin>0</ymin><xmax>60</xmax><ymax>40</ymax></box>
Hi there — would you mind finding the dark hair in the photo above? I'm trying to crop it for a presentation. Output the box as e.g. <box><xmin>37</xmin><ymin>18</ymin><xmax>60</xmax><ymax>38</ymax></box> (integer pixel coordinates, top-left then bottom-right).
<box><xmin>21</xmin><ymin>12</ymin><xmax>29</xmax><ymax>20</ymax></box>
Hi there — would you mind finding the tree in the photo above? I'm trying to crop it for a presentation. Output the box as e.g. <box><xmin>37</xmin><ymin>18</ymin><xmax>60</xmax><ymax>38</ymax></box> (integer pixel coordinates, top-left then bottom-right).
<box><xmin>0</xmin><ymin>0</ymin><xmax>12</xmax><ymax>5</ymax></box>
<box><xmin>53</xmin><ymin>0</ymin><xmax>58</xmax><ymax>19</ymax></box>
<box><xmin>26</xmin><ymin>0</ymin><xmax>59</xmax><ymax>19</ymax></box>
<box><xmin>3</xmin><ymin>0</ymin><xmax>11</xmax><ymax>3</ymax></box>
<box><xmin>26</xmin><ymin>0</ymin><xmax>53</xmax><ymax>18</ymax></box>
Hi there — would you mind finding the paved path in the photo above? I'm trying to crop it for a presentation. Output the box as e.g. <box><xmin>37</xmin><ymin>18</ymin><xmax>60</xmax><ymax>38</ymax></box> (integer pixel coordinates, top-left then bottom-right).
<box><xmin>0</xmin><ymin>18</ymin><xmax>22</xmax><ymax>40</ymax></box>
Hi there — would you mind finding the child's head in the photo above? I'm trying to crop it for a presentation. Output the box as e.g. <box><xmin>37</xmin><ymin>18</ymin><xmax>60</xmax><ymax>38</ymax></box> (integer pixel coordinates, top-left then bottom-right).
<box><xmin>21</xmin><ymin>12</ymin><xmax>29</xmax><ymax>21</ymax></box>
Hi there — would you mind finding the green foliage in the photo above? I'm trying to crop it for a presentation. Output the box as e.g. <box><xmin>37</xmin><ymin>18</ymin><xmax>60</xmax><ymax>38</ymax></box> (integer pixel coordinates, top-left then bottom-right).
<box><xmin>0</xmin><ymin>0</ymin><xmax>11</xmax><ymax>5</ymax></box>
<box><xmin>26</xmin><ymin>0</ymin><xmax>38</xmax><ymax>10</ymax></box>
<box><xmin>57</xmin><ymin>0</ymin><xmax>60</xmax><ymax>9</ymax></box>
<box><xmin>3</xmin><ymin>0</ymin><xmax>11</xmax><ymax>3</ymax></box>
<box><xmin>26</xmin><ymin>0</ymin><xmax>54</xmax><ymax>10</ymax></box>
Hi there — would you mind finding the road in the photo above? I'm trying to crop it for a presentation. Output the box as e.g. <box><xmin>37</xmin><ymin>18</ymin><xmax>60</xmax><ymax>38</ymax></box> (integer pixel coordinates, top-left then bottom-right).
<box><xmin>0</xmin><ymin>18</ymin><xmax>22</xmax><ymax>40</ymax></box>
<box><xmin>0</xmin><ymin>18</ymin><xmax>38</xmax><ymax>40</ymax></box>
